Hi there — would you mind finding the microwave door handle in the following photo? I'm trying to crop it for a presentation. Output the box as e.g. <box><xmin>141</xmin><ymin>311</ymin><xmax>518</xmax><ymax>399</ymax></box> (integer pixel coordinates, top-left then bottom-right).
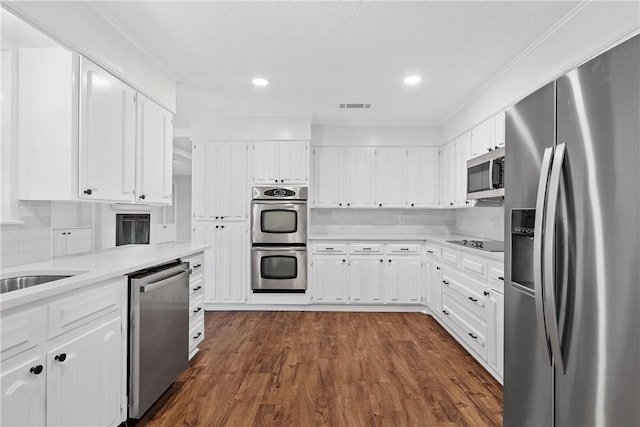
<box><xmin>488</xmin><ymin>157</ymin><xmax>494</xmax><ymax>190</ymax></box>
<box><xmin>534</xmin><ymin>146</ymin><xmax>554</xmax><ymax>366</ymax></box>
<box><xmin>544</xmin><ymin>142</ymin><xmax>567</xmax><ymax>373</ymax></box>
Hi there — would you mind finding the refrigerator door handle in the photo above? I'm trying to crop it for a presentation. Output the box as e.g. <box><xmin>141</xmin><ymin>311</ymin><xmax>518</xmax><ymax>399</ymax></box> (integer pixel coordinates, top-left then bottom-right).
<box><xmin>533</xmin><ymin>146</ymin><xmax>554</xmax><ymax>366</ymax></box>
<box><xmin>544</xmin><ymin>142</ymin><xmax>567</xmax><ymax>373</ymax></box>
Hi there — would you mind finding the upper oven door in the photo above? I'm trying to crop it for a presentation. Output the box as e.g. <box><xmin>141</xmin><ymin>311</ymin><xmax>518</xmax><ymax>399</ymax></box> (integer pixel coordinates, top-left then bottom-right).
<box><xmin>251</xmin><ymin>200</ymin><xmax>307</xmax><ymax>245</ymax></box>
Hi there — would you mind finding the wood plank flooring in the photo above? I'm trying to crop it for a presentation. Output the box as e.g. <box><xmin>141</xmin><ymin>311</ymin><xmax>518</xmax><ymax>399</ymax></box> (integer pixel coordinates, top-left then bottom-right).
<box><xmin>130</xmin><ymin>312</ymin><xmax>503</xmax><ymax>427</ymax></box>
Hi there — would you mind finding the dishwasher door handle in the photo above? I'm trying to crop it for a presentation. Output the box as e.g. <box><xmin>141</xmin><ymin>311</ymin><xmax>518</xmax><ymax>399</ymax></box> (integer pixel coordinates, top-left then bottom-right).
<box><xmin>140</xmin><ymin>270</ymin><xmax>189</xmax><ymax>293</ymax></box>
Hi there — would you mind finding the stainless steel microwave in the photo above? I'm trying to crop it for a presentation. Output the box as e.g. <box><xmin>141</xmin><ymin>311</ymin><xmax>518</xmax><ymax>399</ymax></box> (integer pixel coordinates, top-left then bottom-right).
<box><xmin>467</xmin><ymin>146</ymin><xmax>505</xmax><ymax>200</ymax></box>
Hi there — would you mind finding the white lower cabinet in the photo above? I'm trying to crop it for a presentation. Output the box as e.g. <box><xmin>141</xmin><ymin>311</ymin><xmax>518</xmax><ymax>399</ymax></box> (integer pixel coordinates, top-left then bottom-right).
<box><xmin>52</xmin><ymin>227</ymin><xmax>93</xmax><ymax>257</ymax></box>
<box><xmin>487</xmin><ymin>289</ymin><xmax>504</xmax><ymax>379</ymax></box>
<box><xmin>46</xmin><ymin>317</ymin><xmax>121</xmax><ymax>427</ymax></box>
<box><xmin>311</xmin><ymin>256</ymin><xmax>348</xmax><ymax>303</ymax></box>
<box><xmin>0</xmin><ymin>278</ymin><xmax>126</xmax><ymax>427</ymax></box>
<box><xmin>184</xmin><ymin>252</ymin><xmax>205</xmax><ymax>360</ymax></box>
<box><xmin>424</xmin><ymin>260</ymin><xmax>442</xmax><ymax>318</ymax></box>
<box><xmin>348</xmin><ymin>256</ymin><xmax>384</xmax><ymax>303</ymax></box>
<box><xmin>384</xmin><ymin>257</ymin><xmax>421</xmax><ymax>304</ymax></box>
<box><xmin>193</xmin><ymin>221</ymin><xmax>247</xmax><ymax>304</ymax></box>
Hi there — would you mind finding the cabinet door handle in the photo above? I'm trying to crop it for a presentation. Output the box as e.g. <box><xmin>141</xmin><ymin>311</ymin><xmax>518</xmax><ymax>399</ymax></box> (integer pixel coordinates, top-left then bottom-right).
<box><xmin>193</xmin><ymin>307</ymin><xmax>202</xmax><ymax>313</ymax></box>
<box><xmin>342</xmin><ymin>259</ymin><xmax>346</xmax><ymax>263</ymax></box>
<box><xmin>388</xmin><ymin>259</ymin><xmax>392</xmax><ymax>263</ymax></box>
<box><xmin>468</xmin><ymin>333</ymin><xmax>478</xmax><ymax>339</ymax></box>
<box><xmin>55</xmin><ymin>353</ymin><xmax>67</xmax><ymax>363</ymax></box>
<box><xmin>139</xmin><ymin>194</ymin><xmax>146</xmax><ymax>200</ymax></box>
<box><xmin>380</xmin><ymin>259</ymin><xmax>383</xmax><ymax>263</ymax></box>
<box><xmin>411</xmin><ymin>203</ymin><xmax>414</xmax><ymax>207</ymax></box>
<box><xmin>193</xmin><ymin>332</ymin><xmax>202</xmax><ymax>339</ymax></box>
<box><xmin>442</xmin><ymin>310</ymin><xmax>449</xmax><ymax>316</ymax></box>
<box><xmin>193</xmin><ymin>264</ymin><xmax>202</xmax><ymax>269</ymax></box>
<box><xmin>379</xmin><ymin>203</ymin><xmax>382</xmax><ymax>207</ymax></box>
<box><xmin>193</xmin><ymin>286</ymin><xmax>202</xmax><ymax>291</ymax></box>
<box><xmin>280</xmin><ymin>179</ymin><xmax>284</xmax><ymax>183</ymax></box>
<box><xmin>442</xmin><ymin>280</ymin><xmax>449</xmax><ymax>285</ymax></box>
<box><xmin>274</xmin><ymin>180</ymin><xmax>278</xmax><ymax>183</ymax></box>
<box><xmin>498</xmin><ymin>276</ymin><xmax>504</xmax><ymax>281</ymax></box>
<box><xmin>468</xmin><ymin>296</ymin><xmax>478</xmax><ymax>302</ymax></box>
<box><xmin>484</xmin><ymin>291</ymin><xmax>490</xmax><ymax>296</ymax></box>
<box><xmin>339</xmin><ymin>203</ymin><xmax>342</xmax><ymax>206</ymax></box>
<box><xmin>30</xmin><ymin>365</ymin><xmax>44</xmax><ymax>375</ymax></box>
<box><xmin>83</xmin><ymin>189</ymin><xmax>93</xmax><ymax>195</ymax></box>
<box><xmin>221</xmin><ymin>225</ymin><xmax>225</xmax><ymax>229</ymax></box>
<box><xmin>436</xmin><ymin>266</ymin><xmax>440</xmax><ymax>270</ymax></box>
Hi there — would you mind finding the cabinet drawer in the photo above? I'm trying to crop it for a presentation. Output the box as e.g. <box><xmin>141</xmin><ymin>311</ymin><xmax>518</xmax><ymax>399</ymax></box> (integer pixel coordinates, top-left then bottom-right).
<box><xmin>190</xmin><ymin>272</ymin><xmax>204</xmax><ymax>296</ymax></box>
<box><xmin>185</xmin><ymin>253</ymin><xmax>204</xmax><ymax>273</ymax></box>
<box><xmin>441</xmin><ymin>248</ymin><xmax>461</xmax><ymax>268</ymax></box>
<box><xmin>461</xmin><ymin>254</ymin><xmax>488</xmax><ymax>279</ymax></box>
<box><xmin>349</xmin><ymin>243</ymin><xmax>383</xmax><ymax>254</ymax></box>
<box><xmin>189</xmin><ymin>319</ymin><xmax>205</xmax><ymax>351</ymax></box>
<box><xmin>425</xmin><ymin>244</ymin><xmax>441</xmax><ymax>259</ymax></box>
<box><xmin>488</xmin><ymin>263</ymin><xmax>505</xmax><ymax>292</ymax></box>
<box><xmin>442</xmin><ymin>291</ymin><xmax>487</xmax><ymax>360</ymax></box>
<box><xmin>441</xmin><ymin>269</ymin><xmax>487</xmax><ymax>320</ymax></box>
<box><xmin>1</xmin><ymin>307</ymin><xmax>46</xmax><ymax>362</ymax></box>
<box><xmin>312</xmin><ymin>243</ymin><xmax>347</xmax><ymax>254</ymax></box>
<box><xmin>386</xmin><ymin>243</ymin><xmax>421</xmax><ymax>254</ymax></box>
<box><xmin>190</xmin><ymin>294</ymin><xmax>205</xmax><ymax>324</ymax></box>
<box><xmin>47</xmin><ymin>278</ymin><xmax>123</xmax><ymax>340</ymax></box>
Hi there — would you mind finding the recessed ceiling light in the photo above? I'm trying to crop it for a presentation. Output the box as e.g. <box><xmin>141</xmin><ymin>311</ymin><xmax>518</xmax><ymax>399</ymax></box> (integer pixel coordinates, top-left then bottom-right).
<box><xmin>404</xmin><ymin>75</ymin><xmax>422</xmax><ymax>85</ymax></box>
<box><xmin>252</xmin><ymin>77</ymin><xmax>269</xmax><ymax>86</ymax></box>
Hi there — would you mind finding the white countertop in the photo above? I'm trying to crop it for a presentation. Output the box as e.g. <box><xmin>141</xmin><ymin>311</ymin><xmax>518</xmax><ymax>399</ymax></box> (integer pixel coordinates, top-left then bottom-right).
<box><xmin>0</xmin><ymin>241</ymin><xmax>210</xmax><ymax>310</ymax></box>
<box><xmin>309</xmin><ymin>233</ymin><xmax>504</xmax><ymax>261</ymax></box>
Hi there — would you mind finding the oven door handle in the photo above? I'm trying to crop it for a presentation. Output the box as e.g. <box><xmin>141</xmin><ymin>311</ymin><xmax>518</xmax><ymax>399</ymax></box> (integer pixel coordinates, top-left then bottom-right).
<box><xmin>252</xmin><ymin>246</ymin><xmax>307</xmax><ymax>252</ymax></box>
<box><xmin>140</xmin><ymin>270</ymin><xmax>189</xmax><ymax>293</ymax></box>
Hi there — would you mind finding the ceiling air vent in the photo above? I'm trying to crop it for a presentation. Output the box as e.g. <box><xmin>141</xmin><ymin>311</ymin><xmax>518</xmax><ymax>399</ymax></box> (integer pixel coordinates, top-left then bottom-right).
<box><xmin>339</xmin><ymin>103</ymin><xmax>372</xmax><ymax>109</ymax></box>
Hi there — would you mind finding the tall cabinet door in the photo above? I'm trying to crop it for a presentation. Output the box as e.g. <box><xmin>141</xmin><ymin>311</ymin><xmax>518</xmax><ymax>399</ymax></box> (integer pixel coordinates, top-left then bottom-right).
<box><xmin>253</xmin><ymin>142</ymin><xmax>279</xmax><ymax>184</ymax></box>
<box><xmin>439</xmin><ymin>141</ymin><xmax>456</xmax><ymax>207</ymax></box>
<box><xmin>215</xmin><ymin>142</ymin><xmax>248</xmax><ymax>221</ymax></box>
<box><xmin>215</xmin><ymin>222</ymin><xmax>247</xmax><ymax>303</ymax></box>
<box><xmin>377</xmin><ymin>148</ymin><xmax>406</xmax><ymax>208</ymax></box>
<box><xmin>426</xmin><ymin>261</ymin><xmax>442</xmax><ymax>318</ymax></box>
<box><xmin>454</xmin><ymin>132</ymin><xmax>471</xmax><ymax>206</ymax></box>
<box><xmin>407</xmin><ymin>147</ymin><xmax>439</xmax><ymax>207</ymax></box>
<box><xmin>192</xmin><ymin>222</ymin><xmax>216</xmax><ymax>302</ymax></box>
<box><xmin>136</xmin><ymin>94</ymin><xmax>173</xmax><ymax>204</ymax></box>
<box><xmin>46</xmin><ymin>317</ymin><xmax>122</xmax><ymax>427</ymax></box>
<box><xmin>79</xmin><ymin>58</ymin><xmax>135</xmax><ymax>202</ymax></box>
<box><xmin>0</xmin><ymin>354</ymin><xmax>46</xmax><ymax>427</ymax></box>
<box><xmin>345</xmin><ymin>148</ymin><xmax>376</xmax><ymax>208</ymax></box>
<box><xmin>192</xmin><ymin>143</ymin><xmax>216</xmax><ymax>219</ymax></box>
<box><xmin>279</xmin><ymin>141</ymin><xmax>308</xmax><ymax>184</ymax></box>
<box><xmin>313</xmin><ymin>147</ymin><xmax>345</xmax><ymax>207</ymax></box>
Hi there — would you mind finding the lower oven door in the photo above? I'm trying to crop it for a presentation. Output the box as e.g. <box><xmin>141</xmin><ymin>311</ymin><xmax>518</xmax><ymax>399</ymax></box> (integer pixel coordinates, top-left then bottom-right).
<box><xmin>251</xmin><ymin>247</ymin><xmax>307</xmax><ymax>291</ymax></box>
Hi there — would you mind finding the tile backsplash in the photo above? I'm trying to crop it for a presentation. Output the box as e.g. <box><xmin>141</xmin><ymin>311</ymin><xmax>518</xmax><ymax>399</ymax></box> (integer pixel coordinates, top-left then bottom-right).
<box><xmin>1</xmin><ymin>201</ymin><xmax>52</xmax><ymax>268</ymax></box>
<box><xmin>454</xmin><ymin>206</ymin><xmax>504</xmax><ymax>241</ymax></box>
<box><xmin>310</xmin><ymin>208</ymin><xmax>455</xmax><ymax>235</ymax></box>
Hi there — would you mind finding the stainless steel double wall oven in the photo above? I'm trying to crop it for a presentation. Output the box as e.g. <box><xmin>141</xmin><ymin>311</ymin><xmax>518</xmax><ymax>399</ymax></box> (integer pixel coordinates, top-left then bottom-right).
<box><xmin>251</xmin><ymin>186</ymin><xmax>307</xmax><ymax>292</ymax></box>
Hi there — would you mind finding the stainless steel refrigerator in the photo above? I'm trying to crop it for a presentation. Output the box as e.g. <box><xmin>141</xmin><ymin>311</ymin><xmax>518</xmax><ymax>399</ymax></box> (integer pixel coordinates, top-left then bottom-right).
<box><xmin>504</xmin><ymin>35</ymin><xmax>639</xmax><ymax>426</ymax></box>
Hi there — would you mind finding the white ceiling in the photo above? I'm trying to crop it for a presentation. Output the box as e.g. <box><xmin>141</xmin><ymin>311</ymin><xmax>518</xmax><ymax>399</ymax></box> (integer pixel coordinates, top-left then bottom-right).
<box><xmin>91</xmin><ymin>1</ymin><xmax>581</xmax><ymax>127</ymax></box>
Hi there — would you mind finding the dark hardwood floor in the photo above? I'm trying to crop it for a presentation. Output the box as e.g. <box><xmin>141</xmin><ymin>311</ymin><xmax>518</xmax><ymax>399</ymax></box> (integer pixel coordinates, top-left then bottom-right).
<box><xmin>131</xmin><ymin>311</ymin><xmax>503</xmax><ymax>427</ymax></box>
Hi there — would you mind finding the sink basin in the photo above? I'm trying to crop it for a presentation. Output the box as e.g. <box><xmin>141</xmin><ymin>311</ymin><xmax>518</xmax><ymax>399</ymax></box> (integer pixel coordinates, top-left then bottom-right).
<box><xmin>0</xmin><ymin>275</ymin><xmax>73</xmax><ymax>294</ymax></box>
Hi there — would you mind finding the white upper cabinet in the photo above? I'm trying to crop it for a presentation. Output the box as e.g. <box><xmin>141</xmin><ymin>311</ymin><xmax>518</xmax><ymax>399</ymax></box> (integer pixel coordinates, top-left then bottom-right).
<box><xmin>470</xmin><ymin>111</ymin><xmax>506</xmax><ymax>158</ymax></box>
<box><xmin>439</xmin><ymin>140</ymin><xmax>457</xmax><ymax>207</ymax></box>
<box><xmin>135</xmin><ymin>94</ymin><xmax>173</xmax><ymax>204</ymax></box>
<box><xmin>454</xmin><ymin>132</ymin><xmax>471</xmax><ymax>206</ymax></box>
<box><xmin>253</xmin><ymin>141</ymin><xmax>308</xmax><ymax>184</ymax></box>
<box><xmin>192</xmin><ymin>142</ymin><xmax>248</xmax><ymax>221</ymax></box>
<box><xmin>344</xmin><ymin>148</ymin><xmax>376</xmax><ymax>208</ymax></box>
<box><xmin>79</xmin><ymin>58</ymin><xmax>136</xmax><ymax>203</ymax></box>
<box><xmin>376</xmin><ymin>148</ymin><xmax>406</xmax><ymax>208</ymax></box>
<box><xmin>406</xmin><ymin>147</ymin><xmax>439</xmax><ymax>208</ymax></box>
<box><xmin>312</xmin><ymin>147</ymin><xmax>345</xmax><ymax>207</ymax></box>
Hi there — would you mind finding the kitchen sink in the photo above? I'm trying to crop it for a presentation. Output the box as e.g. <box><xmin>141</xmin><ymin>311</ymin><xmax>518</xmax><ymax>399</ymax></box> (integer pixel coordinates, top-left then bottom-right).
<box><xmin>0</xmin><ymin>275</ymin><xmax>74</xmax><ymax>294</ymax></box>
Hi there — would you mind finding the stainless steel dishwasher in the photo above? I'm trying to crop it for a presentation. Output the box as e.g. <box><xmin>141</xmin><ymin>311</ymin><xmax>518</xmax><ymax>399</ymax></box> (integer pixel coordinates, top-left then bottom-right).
<box><xmin>128</xmin><ymin>260</ymin><xmax>189</xmax><ymax>419</ymax></box>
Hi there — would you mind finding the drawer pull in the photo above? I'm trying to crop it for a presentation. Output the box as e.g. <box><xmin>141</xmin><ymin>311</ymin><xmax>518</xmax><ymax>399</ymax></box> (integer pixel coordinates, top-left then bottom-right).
<box><xmin>442</xmin><ymin>310</ymin><xmax>449</xmax><ymax>316</ymax></box>
<box><xmin>427</xmin><ymin>250</ymin><xmax>434</xmax><ymax>254</ymax></box>
<box><xmin>193</xmin><ymin>332</ymin><xmax>202</xmax><ymax>339</ymax></box>
<box><xmin>193</xmin><ymin>264</ymin><xmax>202</xmax><ymax>269</ymax></box>
<box><xmin>193</xmin><ymin>307</ymin><xmax>202</xmax><ymax>314</ymax></box>
<box><xmin>442</xmin><ymin>280</ymin><xmax>449</xmax><ymax>285</ymax></box>
<box><xmin>498</xmin><ymin>276</ymin><xmax>504</xmax><ymax>281</ymax></box>
<box><xmin>193</xmin><ymin>286</ymin><xmax>202</xmax><ymax>291</ymax></box>
<box><xmin>30</xmin><ymin>365</ymin><xmax>43</xmax><ymax>375</ymax></box>
<box><xmin>363</xmin><ymin>247</ymin><xmax>372</xmax><ymax>250</ymax></box>
<box><xmin>400</xmin><ymin>248</ymin><xmax>409</xmax><ymax>251</ymax></box>
<box><xmin>468</xmin><ymin>333</ymin><xmax>478</xmax><ymax>340</ymax></box>
<box><xmin>55</xmin><ymin>353</ymin><xmax>67</xmax><ymax>363</ymax></box>
<box><xmin>468</xmin><ymin>297</ymin><xmax>478</xmax><ymax>302</ymax></box>
<box><xmin>326</xmin><ymin>247</ymin><xmax>333</xmax><ymax>250</ymax></box>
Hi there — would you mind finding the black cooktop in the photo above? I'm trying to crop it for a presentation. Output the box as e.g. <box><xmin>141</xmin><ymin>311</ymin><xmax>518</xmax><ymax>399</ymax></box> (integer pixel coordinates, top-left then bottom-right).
<box><xmin>446</xmin><ymin>239</ymin><xmax>504</xmax><ymax>252</ymax></box>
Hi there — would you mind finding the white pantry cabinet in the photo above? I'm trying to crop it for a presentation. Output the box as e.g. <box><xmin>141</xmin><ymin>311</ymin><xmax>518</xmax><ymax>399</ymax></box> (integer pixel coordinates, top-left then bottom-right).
<box><xmin>192</xmin><ymin>142</ymin><xmax>248</xmax><ymax>221</ymax></box>
<box><xmin>312</xmin><ymin>147</ymin><xmax>376</xmax><ymax>208</ymax></box>
<box><xmin>52</xmin><ymin>227</ymin><xmax>93</xmax><ymax>257</ymax></box>
<box><xmin>0</xmin><ymin>278</ymin><xmax>126</xmax><ymax>427</ymax></box>
<box><xmin>78</xmin><ymin>57</ymin><xmax>136</xmax><ymax>203</ymax></box>
<box><xmin>192</xmin><ymin>221</ymin><xmax>247</xmax><ymax>304</ymax></box>
<box><xmin>135</xmin><ymin>94</ymin><xmax>173</xmax><ymax>204</ymax></box>
<box><xmin>253</xmin><ymin>141</ymin><xmax>308</xmax><ymax>184</ymax></box>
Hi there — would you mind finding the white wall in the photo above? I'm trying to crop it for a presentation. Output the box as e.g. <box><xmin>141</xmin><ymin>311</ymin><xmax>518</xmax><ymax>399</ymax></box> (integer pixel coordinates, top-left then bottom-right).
<box><xmin>190</xmin><ymin>114</ymin><xmax>311</xmax><ymax>141</ymax></box>
<box><xmin>442</xmin><ymin>1</ymin><xmax>640</xmax><ymax>142</ymax></box>
<box><xmin>1</xmin><ymin>201</ymin><xmax>51</xmax><ymax>267</ymax></box>
<box><xmin>175</xmin><ymin>175</ymin><xmax>192</xmax><ymax>241</ymax></box>
<box><xmin>312</xmin><ymin>124</ymin><xmax>441</xmax><ymax>147</ymax></box>
<box><xmin>3</xmin><ymin>2</ymin><xmax>177</xmax><ymax>112</ymax></box>
<box><xmin>454</xmin><ymin>205</ymin><xmax>504</xmax><ymax>242</ymax></box>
